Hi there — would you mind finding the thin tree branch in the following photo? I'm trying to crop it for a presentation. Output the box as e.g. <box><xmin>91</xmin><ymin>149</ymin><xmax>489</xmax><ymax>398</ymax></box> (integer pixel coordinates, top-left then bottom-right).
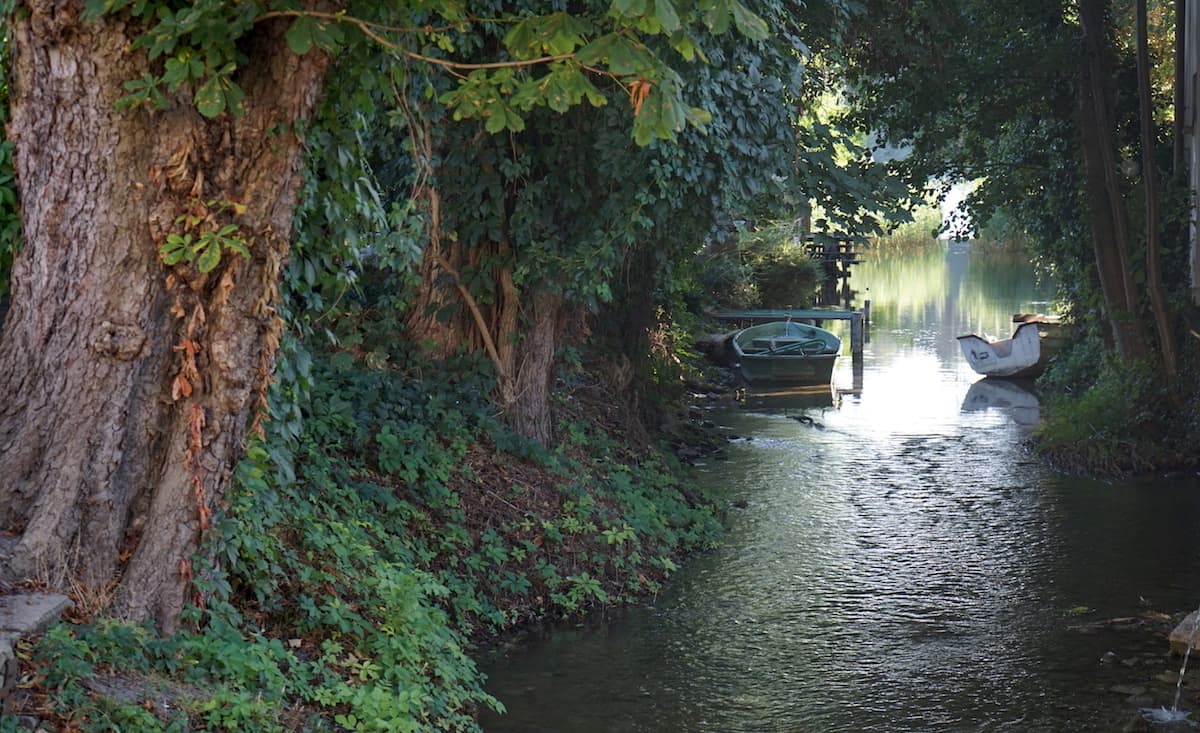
<box><xmin>257</xmin><ymin>9</ymin><xmax>576</xmax><ymax>72</ymax></box>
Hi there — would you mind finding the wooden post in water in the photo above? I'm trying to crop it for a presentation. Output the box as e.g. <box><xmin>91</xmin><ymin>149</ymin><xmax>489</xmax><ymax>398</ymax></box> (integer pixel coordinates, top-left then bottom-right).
<box><xmin>850</xmin><ymin>311</ymin><xmax>864</xmax><ymax>360</ymax></box>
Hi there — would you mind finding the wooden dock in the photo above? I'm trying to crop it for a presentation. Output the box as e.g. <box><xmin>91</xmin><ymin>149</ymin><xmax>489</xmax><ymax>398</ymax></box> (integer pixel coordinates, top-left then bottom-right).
<box><xmin>711</xmin><ymin>306</ymin><xmax>870</xmax><ymax>359</ymax></box>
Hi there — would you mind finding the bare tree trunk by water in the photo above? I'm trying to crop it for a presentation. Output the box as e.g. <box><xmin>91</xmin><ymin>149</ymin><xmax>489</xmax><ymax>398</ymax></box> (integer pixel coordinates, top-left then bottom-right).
<box><xmin>1137</xmin><ymin>0</ymin><xmax>1179</xmax><ymax>382</ymax></box>
<box><xmin>1078</xmin><ymin>0</ymin><xmax>1151</xmax><ymax>362</ymax></box>
<box><xmin>0</xmin><ymin>4</ymin><xmax>330</xmax><ymax>631</ymax></box>
<box><xmin>1174</xmin><ymin>0</ymin><xmax>1187</xmax><ymax>174</ymax></box>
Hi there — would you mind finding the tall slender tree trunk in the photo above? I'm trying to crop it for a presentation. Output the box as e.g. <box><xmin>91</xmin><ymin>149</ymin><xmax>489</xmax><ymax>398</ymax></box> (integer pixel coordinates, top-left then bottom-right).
<box><xmin>1136</xmin><ymin>0</ymin><xmax>1179</xmax><ymax>382</ymax></box>
<box><xmin>1078</xmin><ymin>0</ymin><xmax>1151</xmax><ymax>362</ymax></box>
<box><xmin>1174</xmin><ymin>0</ymin><xmax>1186</xmax><ymax>174</ymax></box>
<box><xmin>0</xmin><ymin>4</ymin><xmax>331</xmax><ymax>631</ymax></box>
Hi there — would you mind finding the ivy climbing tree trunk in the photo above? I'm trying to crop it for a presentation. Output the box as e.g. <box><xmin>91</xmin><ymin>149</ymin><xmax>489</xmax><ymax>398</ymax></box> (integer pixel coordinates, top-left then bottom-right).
<box><xmin>0</xmin><ymin>3</ymin><xmax>331</xmax><ymax>631</ymax></box>
<box><xmin>406</xmin><ymin>227</ymin><xmax>565</xmax><ymax>445</ymax></box>
<box><xmin>402</xmin><ymin>120</ymin><xmax>564</xmax><ymax>446</ymax></box>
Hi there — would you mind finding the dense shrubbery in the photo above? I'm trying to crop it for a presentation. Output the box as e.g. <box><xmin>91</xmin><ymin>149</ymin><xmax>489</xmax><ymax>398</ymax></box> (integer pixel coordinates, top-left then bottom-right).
<box><xmin>10</xmin><ymin>336</ymin><xmax>720</xmax><ymax>731</ymax></box>
<box><xmin>1035</xmin><ymin>334</ymin><xmax>1200</xmax><ymax>477</ymax></box>
<box><xmin>695</xmin><ymin>222</ymin><xmax>822</xmax><ymax>309</ymax></box>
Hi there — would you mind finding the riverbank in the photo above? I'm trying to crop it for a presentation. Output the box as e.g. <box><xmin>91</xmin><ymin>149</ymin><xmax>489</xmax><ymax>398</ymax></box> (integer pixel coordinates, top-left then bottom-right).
<box><xmin>1032</xmin><ymin>347</ymin><xmax>1200</xmax><ymax>479</ymax></box>
<box><xmin>0</xmin><ymin>347</ymin><xmax>732</xmax><ymax>731</ymax></box>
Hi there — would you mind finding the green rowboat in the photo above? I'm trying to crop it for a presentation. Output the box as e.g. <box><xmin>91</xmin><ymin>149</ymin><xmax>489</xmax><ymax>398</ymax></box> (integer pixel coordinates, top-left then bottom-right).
<box><xmin>731</xmin><ymin>321</ymin><xmax>841</xmax><ymax>385</ymax></box>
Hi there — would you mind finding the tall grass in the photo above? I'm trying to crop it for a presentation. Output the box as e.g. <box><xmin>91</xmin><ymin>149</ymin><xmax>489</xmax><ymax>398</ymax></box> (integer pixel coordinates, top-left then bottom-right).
<box><xmin>866</xmin><ymin>203</ymin><xmax>1027</xmax><ymax>257</ymax></box>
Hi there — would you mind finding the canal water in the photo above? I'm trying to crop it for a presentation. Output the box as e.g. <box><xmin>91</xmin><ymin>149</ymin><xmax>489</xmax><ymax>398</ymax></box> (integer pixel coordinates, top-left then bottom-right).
<box><xmin>479</xmin><ymin>243</ymin><xmax>1200</xmax><ymax>732</ymax></box>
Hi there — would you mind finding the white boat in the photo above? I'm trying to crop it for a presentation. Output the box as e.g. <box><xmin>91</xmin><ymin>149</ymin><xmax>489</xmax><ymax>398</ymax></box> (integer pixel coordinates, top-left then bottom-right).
<box><xmin>956</xmin><ymin>315</ymin><xmax>1064</xmax><ymax>379</ymax></box>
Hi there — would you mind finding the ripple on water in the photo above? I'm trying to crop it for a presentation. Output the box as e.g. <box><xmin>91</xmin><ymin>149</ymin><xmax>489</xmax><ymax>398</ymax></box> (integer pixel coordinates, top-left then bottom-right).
<box><xmin>482</xmin><ymin>317</ymin><xmax>1200</xmax><ymax>733</ymax></box>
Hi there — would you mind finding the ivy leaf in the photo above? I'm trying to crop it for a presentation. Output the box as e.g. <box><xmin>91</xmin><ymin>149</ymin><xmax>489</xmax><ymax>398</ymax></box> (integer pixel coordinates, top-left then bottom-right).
<box><xmin>287</xmin><ymin>16</ymin><xmax>316</xmax><ymax>55</ymax></box>
<box><xmin>654</xmin><ymin>0</ymin><xmax>680</xmax><ymax>32</ymax></box>
<box><xmin>194</xmin><ymin>76</ymin><xmax>228</xmax><ymax>117</ymax></box>
<box><xmin>730</xmin><ymin>1</ymin><xmax>769</xmax><ymax>40</ymax></box>
<box><xmin>195</xmin><ymin>241</ymin><xmax>222</xmax><ymax>273</ymax></box>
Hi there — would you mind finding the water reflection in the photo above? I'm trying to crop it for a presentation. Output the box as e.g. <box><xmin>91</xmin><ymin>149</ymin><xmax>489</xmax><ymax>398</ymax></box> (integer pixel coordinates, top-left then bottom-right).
<box><xmin>479</xmin><ymin>243</ymin><xmax>1200</xmax><ymax>732</ymax></box>
<box><xmin>739</xmin><ymin>385</ymin><xmax>838</xmax><ymax>412</ymax></box>
<box><xmin>962</xmin><ymin>378</ymin><xmax>1042</xmax><ymax>427</ymax></box>
<box><xmin>853</xmin><ymin>241</ymin><xmax>1056</xmax><ymax>372</ymax></box>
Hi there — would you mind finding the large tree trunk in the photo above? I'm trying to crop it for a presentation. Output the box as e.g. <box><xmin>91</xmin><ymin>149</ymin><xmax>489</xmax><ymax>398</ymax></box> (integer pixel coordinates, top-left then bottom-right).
<box><xmin>1078</xmin><ymin>0</ymin><xmax>1151</xmax><ymax>362</ymax></box>
<box><xmin>406</xmin><ymin>228</ymin><xmax>565</xmax><ymax>445</ymax></box>
<box><xmin>403</xmin><ymin>127</ymin><xmax>563</xmax><ymax>444</ymax></box>
<box><xmin>1136</xmin><ymin>0</ymin><xmax>1179</xmax><ymax>382</ymax></box>
<box><xmin>0</xmin><ymin>4</ymin><xmax>330</xmax><ymax>631</ymax></box>
<box><xmin>497</xmin><ymin>290</ymin><xmax>564</xmax><ymax>445</ymax></box>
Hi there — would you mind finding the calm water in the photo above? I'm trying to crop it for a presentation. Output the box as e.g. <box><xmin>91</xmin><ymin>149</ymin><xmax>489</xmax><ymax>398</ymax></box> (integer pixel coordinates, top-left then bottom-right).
<box><xmin>479</xmin><ymin>243</ymin><xmax>1200</xmax><ymax>732</ymax></box>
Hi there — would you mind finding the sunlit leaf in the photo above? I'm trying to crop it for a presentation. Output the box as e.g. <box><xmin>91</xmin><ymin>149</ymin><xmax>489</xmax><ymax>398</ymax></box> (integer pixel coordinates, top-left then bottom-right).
<box><xmin>194</xmin><ymin>75</ymin><xmax>226</xmax><ymax>117</ymax></box>
<box><xmin>195</xmin><ymin>242</ymin><xmax>222</xmax><ymax>273</ymax></box>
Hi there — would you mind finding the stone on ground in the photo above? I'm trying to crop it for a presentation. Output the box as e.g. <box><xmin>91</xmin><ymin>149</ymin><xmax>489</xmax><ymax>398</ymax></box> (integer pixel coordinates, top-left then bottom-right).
<box><xmin>1169</xmin><ymin>610</ymin><xmax>1200</xmax><ymax>655</ymax></box>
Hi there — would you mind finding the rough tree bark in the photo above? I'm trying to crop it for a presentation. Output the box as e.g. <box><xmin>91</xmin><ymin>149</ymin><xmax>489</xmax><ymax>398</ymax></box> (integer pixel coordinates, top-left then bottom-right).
<box><xmin>497</xmin><ymin>290</ymin><xmax>565</xmax><ymax>444</ymax></box>
<box><xmin>0</xmin><ymin>3</ymin><xmax>331</xmax><ymax>631</ymax></box>
<box><xmin>1077</xmin><ymin>0</ymin><xmax>1151</xmax><ymax>362</ymax></box>
<box><xmin>406</xmin><ymin>226</ymin><xmax>565</xmax><ymax>446</ymax></box>
<box><xmin>403</xmin><ymin>125</ymin><xmax>563</xmax><ymax>446</ymax></box>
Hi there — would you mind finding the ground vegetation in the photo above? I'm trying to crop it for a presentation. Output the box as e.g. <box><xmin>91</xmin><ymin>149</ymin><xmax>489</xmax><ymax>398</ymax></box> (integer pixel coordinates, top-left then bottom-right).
<box><xmin>0</xmin><ymin>0</ymin><xmax>904</xmax><ymax>730</ymax></box>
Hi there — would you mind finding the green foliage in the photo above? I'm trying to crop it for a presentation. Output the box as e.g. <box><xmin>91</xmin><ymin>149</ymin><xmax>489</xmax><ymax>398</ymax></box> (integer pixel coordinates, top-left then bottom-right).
<box><xmin>158</xmin><ymin>199</ymin><xmax>249</xmax><ymax>272</ymax></box>
<box><xmin>84</xmin><ymin>0</ymin><xmax>261</xmax><ymax>116</ymax></box>
<box><xmin>838</xmin><ymin>0</ymin><xmax>1194</xmax><ymax>374</ymax></box>
<box><xmin>1039</xmin><ymin>360</ymin><xmax>1156</xmax><ymax>446</ymax></box>
<box><xmin>12</xmin><ymin>334</ymin><xmax>721</xmax><ymax>731</ymax></box>
<box><xmin>695</xmin><ymin>222</ymin><xmax>822</xmax><ymax>309</ymax></box>
<box><xmin>1035</xmin><ymin>358</ymin><xmax>1180</xmax><ymax>475</ymax></box>
<box><xmin>83</xmin><ymin>0</ymin><xmax>767</xmax><ymax>146</ymax></box>
<box><xmin>434</xmin><ymin>1</ymin><xmax>765</xmax><ymax>145</ymax></box>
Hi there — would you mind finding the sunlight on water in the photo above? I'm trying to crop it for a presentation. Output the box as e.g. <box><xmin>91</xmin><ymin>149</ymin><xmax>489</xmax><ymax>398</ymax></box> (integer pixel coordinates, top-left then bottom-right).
<box><xmin>1141</xmin><ymin>706</ymin><xmax>1196</xmax><ymax>726</ymax></box>
<box><xmin>480</xmin><ymin>243</ymin><xmax>1200</xmax><ymax>732</ymax></box>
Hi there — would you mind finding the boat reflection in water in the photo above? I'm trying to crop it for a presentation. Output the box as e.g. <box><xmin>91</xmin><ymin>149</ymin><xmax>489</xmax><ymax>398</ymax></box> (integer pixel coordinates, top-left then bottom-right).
<box><xmin>738</xmin><ymin>384</ymin><xmax>837</xmax><ymax>413</ymax></box>
<box><xmin>961</xmin><ymin>377</ymin><xmax>1041</xmax><ymax>427</ymax></box>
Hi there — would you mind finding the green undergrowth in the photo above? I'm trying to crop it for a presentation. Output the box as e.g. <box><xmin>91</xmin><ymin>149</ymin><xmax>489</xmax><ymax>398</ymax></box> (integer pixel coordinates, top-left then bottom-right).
<box><xmin>13</xmin><ymin>348</ymin><xmax>721</xmax><ymax>732</ymax></box>
<box><xmin>1034</xmin><ymin>343</ymin><xmax>1200</xmax><ymax>477</ymax></box>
